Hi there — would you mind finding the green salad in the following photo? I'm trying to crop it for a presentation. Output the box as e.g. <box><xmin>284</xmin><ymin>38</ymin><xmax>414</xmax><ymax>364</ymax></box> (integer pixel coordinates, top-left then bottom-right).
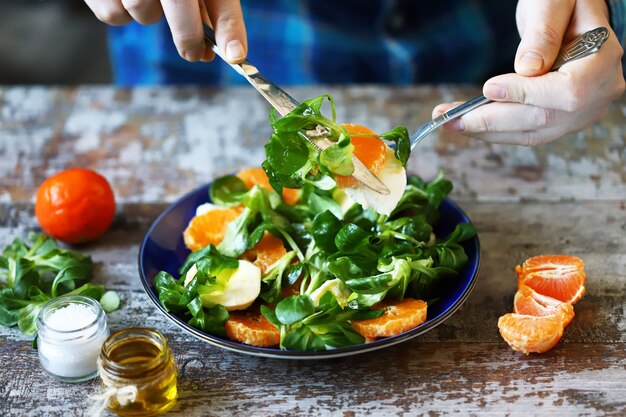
<box><xmin>154</xmin><ymin>95</ymin><xmax>476</xmax><ymax>351</ymax></box>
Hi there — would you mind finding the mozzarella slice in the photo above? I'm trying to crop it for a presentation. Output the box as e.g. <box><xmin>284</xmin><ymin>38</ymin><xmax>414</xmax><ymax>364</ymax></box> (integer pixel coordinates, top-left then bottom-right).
<box><xmin>200</xmin><ymin>260</ymin><xmax>261</xmax><ymax>311</ymax></box>
<box><xmin>195</xmin><ymin>202</ymin><xmax>218</xmax><ymax>216</ymax></box>
<box><xmin>343</xmin><ymin>147</ymin><xmax>406</xmax><ymax>216</ymax></box>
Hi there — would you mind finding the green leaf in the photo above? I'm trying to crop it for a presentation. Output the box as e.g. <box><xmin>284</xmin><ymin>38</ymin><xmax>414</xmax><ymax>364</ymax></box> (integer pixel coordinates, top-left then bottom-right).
<box><xmin>2</xmin><ymin>237</ymin><xmax>29</xmax><ymax>259</ymax></box>
<box><xmin>217</xmin><ymin>208</ymin><xmax>254</xmax><ymax>257</ymax></box>
<box><xmin>426</xmin><ymin>171</ymin><xmax>453</xmax><ymax>207</ymax></box>
<box><xmin>380</xmin><ymin>125</ymin><xmax>411</xmax><ymax>167</ymax></box>
<box><xmin>0</xmin><ymin>288</ymin><xmax>30</xmax><ymax>326</ymax></box>
<box><xmin>318</xmin><ymin>136</ymin><xmax>354</xmax><ymax>176</ymax></box>
<box><xmin>17</xmin><ymin>303</ymin><xmax>44</xmax><ymax>336</ymax></box>
<box><xmin>50</xmin><ymin>263</ymin><xmax>92</xmax><ymax>298</ymax></box>
<box><xmin>265</xmin><ymin>132</ymin><xmax>310</xmax><ymax>175</ymax></box>
<box><xmin>210</xmin><ymin>175</ymin><xmax>249</xmax><ymax>206</ymax></box>
<box><xmin>281</xmin><ymin>325</ymin><xmax>326</xmax><ymax>351</ymax></box>
<box><xmin>180</xmin><ymin>244</ymin><xmax>239</xmax><ymax>280</ymax></box>
<box><xmin>9</xmin><ymin>258</ymin><xmax>40</xmax><ymax>299</ymax></box>
<box><xmin>275</xmin><ymin>295</ymin><xmax>315</xmax><ymax>325</ymax></box>
<box><xmin>438</xmin><ymin>223</ymin><xmax>477</xmax><ymax>246</ymax></box>
<box><xmin>68</xmin><ymin>283</ymin><xmax>106</xmax><ymax>300</ymax></box>
<box><xmin>154</xmin><ymin>271</ymin><xmax>186</xmax><ymax>312</ymax></box>
<box><xmin>260</xmin><ymin>251</ymin><xmax>298</xmax><ymax>305</ymax></box>
<box><xmin>260</xmin><ymin>305</ymin><xmax>281</xmax><ymax>328</ymax></box>
<box><xmin>193</xmin><ymin>245</ymin><xmax>239</xmax><ymax>278</ymax></box>
<box><xmin>436</xmin><ymin>244</ymin><xmax>469</xmax><ymax>271</ymax></box>
<box><xmin>188</xmin><ymin>297</ymin><xmax>229</xmax><ymax>337</ymax></box>
<box><xmin>311</xmin><ymin>211</ymin><xmax>343</xmax><ymax>253</ymax></box>
<box><xmin>307</xmin><ymin>192</ymin><xmax>343</xmax><ymax>220</ymax></box>
<box><xmin>335</xmin><ymin>223</ymin><xmax>369</xmax><ymax>253</ymax></box>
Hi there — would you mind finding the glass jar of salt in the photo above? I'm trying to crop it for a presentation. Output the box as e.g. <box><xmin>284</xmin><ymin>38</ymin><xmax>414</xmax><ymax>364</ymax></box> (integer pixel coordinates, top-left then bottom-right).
<box><xmin>37</xmin><ymin>295</ymin><xmax>109</xmax><ymax>382</ymax></box>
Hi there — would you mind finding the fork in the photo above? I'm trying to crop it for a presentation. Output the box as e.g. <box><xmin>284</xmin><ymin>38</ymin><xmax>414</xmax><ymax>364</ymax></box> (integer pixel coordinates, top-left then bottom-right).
<box><xmin>410</xmin><ymin>27</ymin><xmax>610</xmax><ymax>149</ymax></box>
<box><xmin>202</xmin><ymin>24</ymin><xmax>391</xmax><ymax>195</ymax></box>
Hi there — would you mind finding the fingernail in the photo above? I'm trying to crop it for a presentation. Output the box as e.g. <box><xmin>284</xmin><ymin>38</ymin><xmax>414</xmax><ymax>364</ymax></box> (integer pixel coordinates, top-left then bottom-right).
<box><xmin>446</xmin><ymin>119</ymin><xmax>464</xmax><ymax>131</ymax></box>
<box><xmin>484</xmin><ymin>83</ymin><xmax>507</xmax><ymax>100</ymax></box>
<box><xmin>520</xmin><ymin>51</ymin><xmax>544</xmax><ymax>71</ymax></box>
<box><xmin>182</xmin><ymin>47</ymin><xmax>204</xmax><ymax>62</ymax></box>
<box><xmin>225</xmin><ymin>40</ymin><xmax>245</xmax><ymax>62</ymax></box>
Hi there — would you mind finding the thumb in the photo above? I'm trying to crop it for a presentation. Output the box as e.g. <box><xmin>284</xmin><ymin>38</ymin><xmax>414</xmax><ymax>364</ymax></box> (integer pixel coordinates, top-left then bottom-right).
<box><xmin>515</xmin><ymin>0</ymin><xmax>574</xmax><ymax>76</ymax></box>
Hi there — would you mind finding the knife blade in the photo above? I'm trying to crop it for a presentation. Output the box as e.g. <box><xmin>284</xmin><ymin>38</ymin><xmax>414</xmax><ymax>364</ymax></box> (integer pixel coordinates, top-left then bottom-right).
<box><xmin>203</xmin><ymin>24</ymin><xmax>390</xmax><ymax>195</ymax></box>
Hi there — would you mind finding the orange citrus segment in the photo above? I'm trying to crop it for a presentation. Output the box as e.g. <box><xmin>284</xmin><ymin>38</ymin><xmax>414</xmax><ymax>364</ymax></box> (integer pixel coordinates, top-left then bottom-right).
<box><xmin>244</xmin><ymin>232</ymin><xmax>287</xmax><ymax>274</ymax></box>
<box><xmin>497</xmin><ymin>313</ymin><xmax>564</xmax><ymax>354</ymax></box>
<box><xmin>225</xmin><ymin>309</ymin><xmax>280</xmax><ymax>347</ymax></box>
<box><xmin>513</xmin><ymin>285</ymin><xmax>575</xmax><ymax>327</ymax></box>
<box><xmin>351</xmin><ymin>298</ymin><xmax>427</xmax><ymax>339</ymax></box>
<box><xmin>335</xmin><ymin>124</ymin><xmax>388</xmax><ymax>189</ymax></box>
<box><xmin>183</xmin><ymin>206</ymin><xmax>244</xmax><ymax>252</ymax></box>
<box><xmin>516</xmin><ymin>255</ymin><xmax>586</xmax><ymax>304</ymax></box>
<box><xmin>236</xmin><ymin>167</ymin><xmax>300</xmax><ymax>206</ymax></box>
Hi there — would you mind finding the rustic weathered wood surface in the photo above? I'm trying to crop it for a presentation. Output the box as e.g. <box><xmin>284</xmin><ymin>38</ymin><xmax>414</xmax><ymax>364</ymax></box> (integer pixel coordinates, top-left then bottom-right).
<box><xmin>0</xmin><ymin>86</ymin><xmax>624</xmax><ymax>416</ymax></box>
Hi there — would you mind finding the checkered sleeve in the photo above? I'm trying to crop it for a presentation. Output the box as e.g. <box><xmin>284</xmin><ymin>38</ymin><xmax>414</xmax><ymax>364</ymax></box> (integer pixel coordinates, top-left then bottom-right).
<box><xmin>607</xmin><ymin>0</ymin><xmax>626</xmax><ymax>46</ymax></box>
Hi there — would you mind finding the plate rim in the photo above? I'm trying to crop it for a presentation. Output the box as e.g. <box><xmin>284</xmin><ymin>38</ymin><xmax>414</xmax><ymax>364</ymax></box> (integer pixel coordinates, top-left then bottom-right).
<box><xmin>138</xmin><ymin>182</ymin><xmax>481</xmax><ymax>359</ymax></box>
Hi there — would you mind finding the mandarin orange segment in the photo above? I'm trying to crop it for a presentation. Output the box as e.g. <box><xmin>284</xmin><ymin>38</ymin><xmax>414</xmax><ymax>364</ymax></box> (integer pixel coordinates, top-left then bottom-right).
<box><xmin>497</xmin><ymin>313</ymin><xmax>565</xmax><ymax>354</ymax></box>
<box><xmin>516</xmin><ymin>255</ymin><xmax>586</xmax><ymax>304</ymax></box>
<box><xmin>351</xmin><ymin>298</ymin><xmax>427</xmax><ymax>339</ymax></box>
<box><xmin>513</xmin><ymin>285</ymin><xmax>575</xmax><ymax>327</ymax></box>
<box><xmin>244</xmin><ymin>232</ymin><xmax>287</xmax><ymax>274</ymax></box>
<box><xmin>236</xmin><ymin>167</ymin><xmax>300</xmax><ymax>205</ymax></box>
<box><xmin>225</xmin><ymin>309</ymin><xmax>280</xmax><ymax>347</ymax></box>
<box><xmin>183</xmin><ymin>206</ymin><xmax>244</xmax><ymax>252</ymax></box>
<box><xmin>335</xmin><ymin>124</ymin><xmax>388</xmax><ymax>189</ymax></box>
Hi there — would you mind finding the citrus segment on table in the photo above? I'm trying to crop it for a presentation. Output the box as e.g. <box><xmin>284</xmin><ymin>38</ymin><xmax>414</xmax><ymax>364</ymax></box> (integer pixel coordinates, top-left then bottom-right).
<box><xmin>183</xmin><ymin>206</ymin><xmax>244</xmax><ymax>251</ymax></box>
<box><xmin>335</xmin><ymin>124</ymin><xmax>388</xmax><ymax>189</ymax></box>
<box><xmin>236</xmin><ymin>167</ymin><xmax>300</xmax><ymax>205</ymax></box>
<box><xmin>497</xmin><ymin>313</ymin><xmax>565</xmax><ymax>354</ymax></box>
<box><xmin>351</xmin><ymin>298</ymin><xmax>427</xmax><ymax>338</ymax></box>
<box><xmin>35</xmin><ymin>168</ymin><xmax>116</xmax><ymax>244</ymax></box>
<box><xmin>244</xmin><ymin>232</ymin><xmax>287</xmax><ymax>274</ymax></box>
<box><xmin>225</xmin><ymin>309</ymin><xmax>280</xmax><ymax>347</ymax></box>
<box><xmin>516</xmin><ymin>255</ymin><xmax>586</xmax><ymax>304</ymax></box>
<box><xmin>513</xmin><ymin>285</ymin><xmax>575</xmax><ymax>327</ymax></box>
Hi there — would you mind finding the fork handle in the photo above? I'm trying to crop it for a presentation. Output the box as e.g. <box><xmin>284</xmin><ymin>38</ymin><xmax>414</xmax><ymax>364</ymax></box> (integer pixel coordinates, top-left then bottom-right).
<box><xmin>410</xmin><ymin>26</ymin><xmax>610</xmax><ymax>149</ymax></box>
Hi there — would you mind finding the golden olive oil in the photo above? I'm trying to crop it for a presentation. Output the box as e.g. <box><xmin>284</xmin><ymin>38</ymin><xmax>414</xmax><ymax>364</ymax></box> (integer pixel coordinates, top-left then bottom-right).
<box><xmin>98</xmin><ymin>328</ymin><xmax>177</xmax><ymax>417</ymax></box>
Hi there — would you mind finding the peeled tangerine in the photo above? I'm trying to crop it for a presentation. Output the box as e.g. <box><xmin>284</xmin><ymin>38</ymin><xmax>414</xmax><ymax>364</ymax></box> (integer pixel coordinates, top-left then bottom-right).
<box><xmin>343</xmin><ymin>147</ymin><xmax>406</xmax><ymax>216</ymax></box>
<box><xmin>499</xmin><ymin>255</ymin><xmax>587</xmax><ymax>354</ymax></box>
<box><xmin>335</xmin><ymin>124</ymin><xmax>406</xmax><ymax>216</ymax></box>
<box><xmin>498</xmin><ymin>313</ymin><xmax>564</xmax><ymax>354</ymax></box>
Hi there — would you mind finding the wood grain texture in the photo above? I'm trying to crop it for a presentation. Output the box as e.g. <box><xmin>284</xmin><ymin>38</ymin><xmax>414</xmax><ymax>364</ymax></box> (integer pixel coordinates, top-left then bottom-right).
<box><xmin>0</xmin><ymin>87</ymin><xmax>625</xmax><ymax>416</ymax></box>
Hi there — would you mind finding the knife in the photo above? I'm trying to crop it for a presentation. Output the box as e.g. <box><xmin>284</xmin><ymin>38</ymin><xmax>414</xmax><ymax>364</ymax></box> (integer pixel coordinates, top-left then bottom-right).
<box><xmin>202</xmin><ymin>24</ymin><xmax>391</xmax><ymax>195</ymax></box>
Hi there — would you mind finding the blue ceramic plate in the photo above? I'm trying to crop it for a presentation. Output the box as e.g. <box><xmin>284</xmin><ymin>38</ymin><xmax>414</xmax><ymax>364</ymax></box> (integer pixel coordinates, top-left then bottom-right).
<box><xmin>139</xmin><ymin>183</ymin><xmax>480</xmax><ymax>359</ymax></box>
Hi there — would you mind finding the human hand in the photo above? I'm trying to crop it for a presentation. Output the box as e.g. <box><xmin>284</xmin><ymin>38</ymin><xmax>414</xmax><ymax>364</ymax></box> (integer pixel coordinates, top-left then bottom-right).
<box><xmin>83</xmin><ymin>0</ymin><xmax>247</xmax><ymax>63</ymax></box>
<box><xmin>433</xmin><ymin>0</ymin><xmax>625</xmax><ymax>146</ymax></box>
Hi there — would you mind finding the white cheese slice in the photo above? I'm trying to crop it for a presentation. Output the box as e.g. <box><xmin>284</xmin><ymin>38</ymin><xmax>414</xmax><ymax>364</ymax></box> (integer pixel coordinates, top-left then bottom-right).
<box><xmin>343</xmin><ymin>147</ymin><xmax>406</xmax><ymax>216</ymax></box>
<box><xmin>195</xmin><ymin>202</ymin><xmax>218</xmax><ymax>217</ymax></box>
<box><xmin>200</xmin><ymin>260</ymin><xmax>261</xmax><ymax>311</ymax></box>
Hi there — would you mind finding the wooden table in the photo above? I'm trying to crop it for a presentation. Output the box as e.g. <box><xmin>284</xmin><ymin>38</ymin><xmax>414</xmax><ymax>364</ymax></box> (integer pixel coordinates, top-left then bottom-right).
<box><xmin>1</xmin><ymin>86</ymin><xmax>624</xmax><ymax>416</ymax></box>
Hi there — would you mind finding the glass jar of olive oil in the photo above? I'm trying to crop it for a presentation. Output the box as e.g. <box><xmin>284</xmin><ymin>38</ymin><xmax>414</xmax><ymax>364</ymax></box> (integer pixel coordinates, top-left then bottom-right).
<box><xmin>98</xmin><ymin>328</ymin><xmax>177</xmax><ymax>417</ymax></box>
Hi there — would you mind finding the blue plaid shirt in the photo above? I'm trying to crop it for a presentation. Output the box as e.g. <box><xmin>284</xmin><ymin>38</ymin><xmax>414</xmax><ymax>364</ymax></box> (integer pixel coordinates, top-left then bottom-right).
<box><xmin>109</xmin><ymin>0</ymin><xmax>626</xmax><ymax>86</ymax></box>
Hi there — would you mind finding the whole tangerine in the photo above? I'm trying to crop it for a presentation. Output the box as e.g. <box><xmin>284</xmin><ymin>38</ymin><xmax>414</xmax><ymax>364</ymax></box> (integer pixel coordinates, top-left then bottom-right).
<box><xmin>35</xmin><ymin>168</ymin><xmax>116</xmax><ymax>244</ymax></box>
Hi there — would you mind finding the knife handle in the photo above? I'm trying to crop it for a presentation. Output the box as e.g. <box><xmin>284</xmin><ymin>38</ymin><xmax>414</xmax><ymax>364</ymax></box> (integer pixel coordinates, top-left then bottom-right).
<box><xmin>202</xmin><ymin>24</ymin><xmax>298</xmax><ymax>116</ymax></box>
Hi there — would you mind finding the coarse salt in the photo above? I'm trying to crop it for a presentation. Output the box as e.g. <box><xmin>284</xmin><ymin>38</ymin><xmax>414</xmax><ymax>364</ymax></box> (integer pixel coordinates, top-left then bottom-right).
<box><xmin>37</xmin><ymin>295</ymin><xmax>109</xmax><ymax>382</ymax></box>
<box><xmin>45</xmin><ymin>303</ymin><xmax>97</xmax><ymax>330</ymax></box>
